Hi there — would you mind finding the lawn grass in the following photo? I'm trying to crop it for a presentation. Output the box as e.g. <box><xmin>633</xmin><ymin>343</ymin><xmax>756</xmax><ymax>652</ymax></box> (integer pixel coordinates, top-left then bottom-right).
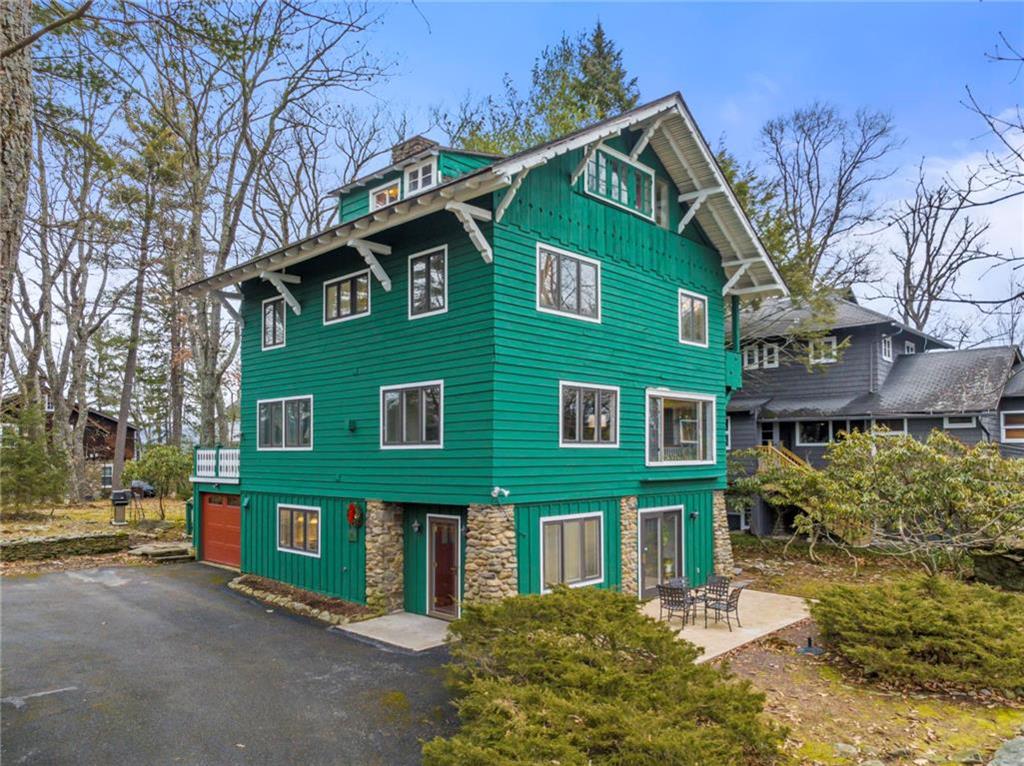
<box><xmin>1</xmin><ymin>497</ymin><xmax>188</xmax><ymax>541</ymax></box>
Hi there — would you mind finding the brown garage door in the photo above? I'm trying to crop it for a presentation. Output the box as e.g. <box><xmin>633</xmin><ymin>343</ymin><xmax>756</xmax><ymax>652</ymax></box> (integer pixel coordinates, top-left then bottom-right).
<box><xmin>201</xmin><ymin>493</ymin><xmax>241</xmax><ymax>568</ymax></box>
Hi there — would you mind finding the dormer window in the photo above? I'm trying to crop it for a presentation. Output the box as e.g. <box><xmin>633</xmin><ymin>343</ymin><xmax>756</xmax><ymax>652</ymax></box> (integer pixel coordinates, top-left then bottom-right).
<box><xmin>584</xmin><ymin>147</ymin><xmax>654</xmax><ymax>221</ymax></box>
<box><xmin>370</xmin><ymin>180</ymin><xmax>400</xmax><ymax>211</ymax></box>
<box><xmin>405</xmin><ymin>158</ymin><xmax>436</xmax><ymax>194</ymax></box>
<box><xmin>904</xmin><ymin>341</ymin><xmax>916</xmax><ymax>355</ymax></box>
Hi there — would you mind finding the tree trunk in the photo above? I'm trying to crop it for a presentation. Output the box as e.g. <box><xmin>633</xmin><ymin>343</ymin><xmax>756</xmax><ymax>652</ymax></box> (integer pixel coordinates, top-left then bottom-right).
<box><xmin>113</xmin><ymin>186</ymin><xmax>153</xmax><ymax>490</ymax></box>
<box><xmin>0</xmin><ymin>1</ymin><xmax>32</xmax><ymax>389</ymax></box>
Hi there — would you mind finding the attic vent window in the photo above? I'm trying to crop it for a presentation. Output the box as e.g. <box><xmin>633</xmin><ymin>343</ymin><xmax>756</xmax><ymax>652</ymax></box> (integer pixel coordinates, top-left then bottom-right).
<box><xmin>405</xmin><ymin>159</ymin><xmax>436</xmax><ymax>194</ymax></box>
<box><xmin>584</xmin><ymin>147</ymin><xmax>654</xmax><ymax>221</ymax></box>
<box><xmin>370</xmin><ymin>181</ymin><xmax>400</xmax><ymax>211</ymax></box>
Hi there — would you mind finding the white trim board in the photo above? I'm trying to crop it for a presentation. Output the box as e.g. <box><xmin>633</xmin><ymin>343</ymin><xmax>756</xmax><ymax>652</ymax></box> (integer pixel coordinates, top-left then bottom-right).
<box><xmin>539</xmin><ymin>511</ymin><xmax>606</xmax><ymax>594</ymax></box>
<box><xmin>379</xmin><ymin>379</ymin><xmax>445</xmax><ymax>450</ymax></box>
<box><xmin>644</xmin><ymin>388</ymin><xmax>717</xmax><ymax>467</ymax></box>
<box><xmin>557</xmin><ymin>380</ymin><xmax>621</xmax><ymax>448</ymax></box>
<box><xmin>276</xmin><ymin>503</ymin><xmax>322</xmax><ymax>558</ymax></box>
<box><xmin>426</xmin><ymin>512</ymin><xmax>462</xmax><ymax>620</ymax></box>
<box><xmin>407</xmin><ymin>245</ymin><xmax>449</xmax><ymax>320</ymax></box>
<box><xmin>535</xmin><ymin>242</ymin><xmax>602</xmax><ymax>324</ymax></box>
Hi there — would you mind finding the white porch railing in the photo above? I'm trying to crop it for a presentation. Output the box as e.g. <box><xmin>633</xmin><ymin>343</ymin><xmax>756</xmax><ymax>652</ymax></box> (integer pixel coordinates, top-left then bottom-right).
<box><xmin>191</xmin><ymin>446</ymin><xmax>240</xmax><ymax>484</ymax></box>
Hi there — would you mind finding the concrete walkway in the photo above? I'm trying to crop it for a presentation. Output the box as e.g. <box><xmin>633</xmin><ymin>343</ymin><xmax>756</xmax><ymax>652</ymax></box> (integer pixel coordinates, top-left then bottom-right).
<box><xmin>337</xmin><ymin>612</ymin><xmax>450</xmax><ymax>652</ymax></box>
<box><xmin>642</xmin><ymin>588</ymin><xmax>811</xmax><ymax>663</ymax></box>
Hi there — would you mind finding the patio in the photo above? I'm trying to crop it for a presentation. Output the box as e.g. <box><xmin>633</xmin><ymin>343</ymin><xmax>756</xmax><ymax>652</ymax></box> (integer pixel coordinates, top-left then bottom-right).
<box><xmin>641</xmin><ymin>588</ymin><xmax>811</xmax><ymax>663</ymax></box>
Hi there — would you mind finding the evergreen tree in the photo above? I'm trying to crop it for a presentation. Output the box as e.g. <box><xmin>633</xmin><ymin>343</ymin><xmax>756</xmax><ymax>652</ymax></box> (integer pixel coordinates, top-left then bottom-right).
<box><xmin>0</xmin><ymin>403</ymin><xmax>68</xmax><ymax>513</ymax></box>
<box><xmin>444</xmin><ymin>22</ymin><xmax>639</xmax><ymax>154</ymax></box>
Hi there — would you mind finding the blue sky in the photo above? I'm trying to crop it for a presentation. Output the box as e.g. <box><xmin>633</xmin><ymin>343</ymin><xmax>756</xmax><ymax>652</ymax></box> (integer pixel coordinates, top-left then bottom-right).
<box><xmin>360</xmin><ymin>2</ymin><xmax>1023</xmax><ymax>335</ymax></box>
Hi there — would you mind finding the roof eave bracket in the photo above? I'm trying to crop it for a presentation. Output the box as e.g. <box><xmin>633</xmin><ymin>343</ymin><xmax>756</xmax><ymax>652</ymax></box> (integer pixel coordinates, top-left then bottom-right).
<box><xmin>446</xmin><ymin>201</ymin><xmax>493</xmax><ymax>264</ymax></box>
<box><xmin>346</xmin><ymin>238</ymin><xmax>393</xmax><ymax>292</ymax></box>
<box><xmin>260</xmin><ymin>272</ymin><xmax>302</xmax><ymax>315</ymax></box>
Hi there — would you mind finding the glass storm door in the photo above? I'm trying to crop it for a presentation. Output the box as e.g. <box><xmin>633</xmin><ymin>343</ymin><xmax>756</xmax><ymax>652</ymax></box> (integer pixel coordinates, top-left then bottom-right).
<box><xmin>428</xmin><ymin>516</ymin><xmax>460</xmax><ymax>620</ymax></box>
<box><xmin>640</xmin><ymin>510</ymin><xmax>683</xmax><ymax>597</ymax></box>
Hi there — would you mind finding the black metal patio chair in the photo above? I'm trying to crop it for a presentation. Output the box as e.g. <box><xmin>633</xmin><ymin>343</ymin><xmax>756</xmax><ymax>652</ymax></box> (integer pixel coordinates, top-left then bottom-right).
<box><xmin>656</xmin><ymin>583</ymin><xmax>698</xmax><ymax>628</ymax></box>
<box><xmin>704</xmin><ymin>582</ymin><xmax>746</xmax><ymax>632</ymax></box>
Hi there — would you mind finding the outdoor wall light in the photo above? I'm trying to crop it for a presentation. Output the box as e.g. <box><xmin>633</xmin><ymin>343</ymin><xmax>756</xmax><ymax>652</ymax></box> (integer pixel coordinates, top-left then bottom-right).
<box><xmin>411</xmin><ymin>519</ymin><xmax>422</xmax><ymax>534</ymax></box>
<box><xmin>689</xmin><ymin>510</ymin><xmax>699</xmax><ymax>520</ymax></box>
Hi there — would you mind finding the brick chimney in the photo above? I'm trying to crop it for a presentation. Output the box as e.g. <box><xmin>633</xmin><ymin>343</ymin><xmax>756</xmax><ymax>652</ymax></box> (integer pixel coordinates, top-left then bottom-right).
<box><xmin>390</xmin><ymin>135</ymin><xmax>439</xmax><ymax>164</ymax></box>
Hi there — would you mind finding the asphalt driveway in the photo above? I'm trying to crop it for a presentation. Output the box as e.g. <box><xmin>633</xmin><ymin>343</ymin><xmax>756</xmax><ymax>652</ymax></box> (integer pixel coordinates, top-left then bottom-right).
<box><xmin>1</xmin><ymin>563</ymin><xmax>454</xmax><ymax>765</ymax></box>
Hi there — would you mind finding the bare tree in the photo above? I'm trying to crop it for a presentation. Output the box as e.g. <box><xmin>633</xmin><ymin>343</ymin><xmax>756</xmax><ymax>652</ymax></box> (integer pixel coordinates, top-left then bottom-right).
<box><xmin>761</xmin><ymin>103</ymin><xmax>903</xmax><ymax>289</ymax></box>
<box><xmin>879</xmin><ymin>164</ymin><xmax>1002</xmax><ymax>333</ymax></box>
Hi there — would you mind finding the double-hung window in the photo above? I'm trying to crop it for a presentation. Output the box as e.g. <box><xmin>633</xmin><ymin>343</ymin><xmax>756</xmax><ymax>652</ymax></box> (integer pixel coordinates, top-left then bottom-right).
<box><xmin>646</xmin><ymin>390</ymin><xmax>715</xmax><ymax>465</ymax></box>
<box><xmin>262</xmin><ymin>297</ymin><xmax>285</xmax><ymax>350</ymax></box>
<box><xmin>278</xmin><ymin>505</ymin><xmax>320</xmax><ymax>556</ymax></box>
<box><xmin>324</xmin><ymin>270</ymin><xmax>370</xmax><ymax>324</ymax></box>
<box><xmin>762</xmin><ymin>343</ymin><xmax>780</xmax><ymax>368</ymax></box>
<box><xmin>881</xmin><ymin>336</ymin><xmax>893</xmax><ymax>362</ymax></box>
<box><xmin>904</xmin><ymin>341</ymin><xmax>916</xmax><ymax>355</ymax></box>
<box><xmin>809</xmin><ymin>336</ymin><xmax>838</xmax><ymax>364</ymax></box>
<box><xmin>409</xmin><ymin>247</ymin><xmax>447</xmax><ymax>318</ymax></box>
<box><xmin>536</xmin><ymin>244</ymin><xmax>600</xmax><ymax>322</ymax></box>
<box><xmin>381</xmin><ymin>381</ymin><xmax>443</xmax><ymax>448</ymax></box>
<box><xmin>584</xmin><ymin>147</ymin><xmax>655</xmax><ymax>220</ymax></box>
<box><xmin>742</xmin><ymin>344</ymin><xmax>760</xmax><ymax>370</ymax></box>
<box><xmin>678</xmin><ymin>289</ymin><xmax>708</xmax><ymax>347</ymax></box>
<box><xmin>560</xmin><ymin>382</ymin><xmax>618</xmax><ymax>447</ymax></box>
<box><xmin>405</xmin><ymin>159</ymin><xmax>435</xmax><ymax>194</ymax></box>
<box><xmin>541</xmin><ymin>514</ymin><xmax>603</xmax><ymax>590</ymax></box>
<box><xmin>258</xmin><ymin>396</ymin><xmax>312</xmax><ymax>450</ymax></box>
<box><xmin>369</xmin><ymin>180</ymin><xmax>400</xmax><ymax>211</ymax></box>
<box><xmin>654</xmin><ymin>179</ymin><xmax>671</xmax><ymax>229</ymax></box>
<box><xmin>1002</xmin><ymin>412</ymin><xmax>1024</xmax><ymax>443</ymax></box>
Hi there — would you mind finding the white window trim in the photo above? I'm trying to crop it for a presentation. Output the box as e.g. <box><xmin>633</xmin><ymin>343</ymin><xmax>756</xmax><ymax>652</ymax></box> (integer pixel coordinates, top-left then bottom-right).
<box><xmin>634</xmin><ymin>505</ymin><xmax>686</xmax><ymax>598</ymax></box>
<box><xmin>762</xmin><ymin>342</ymin><xmax>780</xmax><ymax>369</ymax></box>
<box><xmin>404</xmin><ymin>157</ymin><xmax>437</xmax><ymax>194</ymax></box>
<box><xmin>1000</xmin><ymin>410</ymin><xmax>1024</xmax><ymax>443</ymax></box>
<box><xmin>644</xmin><ymin>388</ymin><xmax>717</xmax><ymax>467</ymax></box>
<box><xmin>742</xmin><ymin>344</ymin><xmax>759</xmax><ymax>370</ymax></box>
<box><xmin>539</xmin><ymin>511</ymin><xmax>605</xmax><ymax>594</ymax></box>
<box><xmin>323</xmin><ymin>268</ymin><xmax>372</xmax><ymax>326</ymax></box>
<box><xmin>261</xmin><ymin>296</ymin><xmax>286</xmax><ymax>351</ymax></box>
<box><xmin>276</xmin><ymin>503</ymin><xmax>322</xmax><ymax>558</ymax></box>
<box><xmin>558</xmin><ymin>380</ymin><xmax>620</xmax><ymax>449</ymax></box>
<box><xmin>881</xmin><ymin>336</ymin><xmax>893</xmax><ymax>362</ymax></box>
<box><xmin>256</xmin><ymin>395</ymin><xmax>314</xmax><ymax>451</ymax></box>
<box><xmin>582</xmin><ymin>144</ymin><xmax>656</xmax><ymax>222</ymax></box>
<box><xmin>809</xmin><ymin>336</ymin><xmax>838</xmax><ymax>364</ymax></box>
<box><xmin>795</xmin><ymin>419</ymin><xmax>832</xmax><ymax>447</ymax></box>
<box><xmin>726</xmin><ymin>416</ymin><xmax>732</xmax><ymax>451</ymax></box>
<box><xmin>871</xmin><ymin>417</ymin><xmax>908</xmax><ymax>435</ymax></box>
<box><xmin>407</xmin><ymin>245</ymin><xmax>449</xmax><ymax>320</ymax></box>
<box><xmin>677</xmin><ymin>287</ymin><xmax>709</xmax><ymax>348</ymax></box>
<box><xmin>426</xmin><ymin>512</ymin><xmax>462</xmax><ymax>619</ymax></box>
<box><xmin>535</xmin><ymin>242</ymin><xmax>602</xmax><ymax>324</ymax></box>
<box><xmin>368</xmin><ymin>179</ymin><xmax>401</xmax><ymax>212</ymax></box>
<box><xmin>904</xmin><ymin>341</ymin><xmax>917</xmax><ymax>355</ymax></box>
<box><xmin>943</xmin><ymin>415</ymin><xmax>976</xmax><ymax>429</ymax></box>
<box><xmin>379</xmin><ymin>379</ymin><xmax>445</xmax><ymax>450</ymax></box>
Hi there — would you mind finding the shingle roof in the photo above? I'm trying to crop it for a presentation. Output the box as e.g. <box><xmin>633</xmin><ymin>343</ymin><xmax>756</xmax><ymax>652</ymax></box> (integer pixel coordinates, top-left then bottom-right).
<box><xmin>756</xmin><ymin>347</ymin><xmax>1020</xmax><ymax>418</ymax></box>
<box><xmin>1003</xmin><ymin>364</ymin><xmax>1024</xmax><ymax>398</ymax></box>
<box><xmin>742</xmin><ymin>297</ymin><xmax>951</xmax><ymax>349</ymax></box>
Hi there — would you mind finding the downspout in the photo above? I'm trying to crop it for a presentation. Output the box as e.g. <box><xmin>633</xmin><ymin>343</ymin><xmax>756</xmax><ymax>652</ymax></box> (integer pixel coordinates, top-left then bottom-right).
<box><xmin>731</xmin><ymin>294</ymin><xmax>740</xmax><ymax>350</ymax></box>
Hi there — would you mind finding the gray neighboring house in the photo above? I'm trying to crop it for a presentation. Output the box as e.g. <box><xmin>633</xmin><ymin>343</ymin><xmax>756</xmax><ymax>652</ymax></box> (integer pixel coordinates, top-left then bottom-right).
<box><xmin>728</xmin><ymin>297</ymin><xmax>1024</xmax><ymax>535</ymax></box>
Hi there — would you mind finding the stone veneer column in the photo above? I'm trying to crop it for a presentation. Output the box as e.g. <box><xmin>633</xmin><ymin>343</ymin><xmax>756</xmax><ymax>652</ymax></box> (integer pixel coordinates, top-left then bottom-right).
<box><xmin>619</xmin><ymin>495</ymin><xmax>639</xmax><ymax>597</ymax></box>
<box><xmin>463</xmin><ymin>504</ymin><xmax>517</xmax><ymax>603</ymax></box>
<box><xmin>364</xmin><ymin>501</ymin><xmax>404</xmax><ymax>614</ymax></box>
<box><xmin>712</xmin><ymin>490</ymin><xmax>735</xmax><ymax>576</ymax></box>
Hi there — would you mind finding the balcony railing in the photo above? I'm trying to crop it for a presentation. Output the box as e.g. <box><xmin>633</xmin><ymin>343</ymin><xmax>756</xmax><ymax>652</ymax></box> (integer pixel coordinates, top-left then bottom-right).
<box><xmin>190</xmin><ymin>446</ymin><xmax>240</xmax><ymax>484</ymax></box>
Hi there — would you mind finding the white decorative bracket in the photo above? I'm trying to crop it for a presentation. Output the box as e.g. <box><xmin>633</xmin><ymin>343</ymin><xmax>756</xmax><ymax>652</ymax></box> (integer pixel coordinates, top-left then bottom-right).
<box><xmin>260</xmin><ymin>271</ymin><xmax>301</xmax><ymax>315</ymax></box>
<box><xmin>630</xmin><ymin>116</ymin><xmax>664</xmax><ymax>161</ymax></box>
<box><xmin>722</xmin><ymin>262</ymin><xmax>751</xmax><ymax>295</ymax></box>
<box><xmin>570</xmin><ymin>140</ymin><xmax>605</xmax><ymax>186</ymax></box>
<box><xmin>495</xmin><ymin>168</ymin><xmax>530</xmax><ymax>223</ymax></box>
<box><xmin>213</xmin><ymin>290</ymin><xmax>242</xmax><ymax>323</ymax></box>
<box><xmin>446</xmin><ymin>201</ymin><xmax>493</xmax><ymax>264</ymax></box>
<box><xmin>677</xmin><ymin>186</ymin><xmax>724</xmax><ymax>233</ymax></box>
<box><xmin>346</xmin><ymin>238</ymin><xmax>392</xmax><ymax>292</ymax></box>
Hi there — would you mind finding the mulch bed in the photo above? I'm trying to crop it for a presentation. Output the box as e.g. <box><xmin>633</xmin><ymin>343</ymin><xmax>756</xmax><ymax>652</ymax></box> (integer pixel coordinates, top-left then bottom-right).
<box><xmin>232</xmin><ymin>574</ymin><xmax>373</xmax><ymax>623</ymax></box>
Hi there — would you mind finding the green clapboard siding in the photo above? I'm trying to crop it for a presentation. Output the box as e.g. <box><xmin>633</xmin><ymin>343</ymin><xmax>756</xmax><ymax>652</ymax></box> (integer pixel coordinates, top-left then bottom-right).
<box><xmin>337</xmin><ymin>170</ymin><xmax>402</xmax><ymax>224</ymax></box>
<box><xmin>438</xmin><ymin>151</ymin><xmax>495</xmax><ymax>181</ymax></box>
<box><xmin>490</xmin><ymin>132</ymin><xmax>730</xmax><ymax>504</ymax></box>
<box><xmin>241</xmin><ymin>491</ymin><xmax>366</xmax><ymax>602</ymax></box>
<box><xmin>514</xmin><ymin>497</ymin><xmax>622</xmax><ymax>595</ymax></box>
<box><xmin>238</xmin><ymin>211</ymin><xmax>497</xmax><ymax>506</ymax></box>
<box><xmin>402</xmin><ymin>504</ymin><xmax>468</xmax><ymax>615</ymax></box>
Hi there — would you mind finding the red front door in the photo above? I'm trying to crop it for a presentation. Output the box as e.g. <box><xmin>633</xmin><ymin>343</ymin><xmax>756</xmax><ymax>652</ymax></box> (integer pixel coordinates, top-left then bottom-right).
<box><xmin>428</xmin><ymin>516</ymin><xmax>459</xmax><ymax>619</ymax></box>
<box><xmin>201</xmin><ymin>493</ymin><xmax>241</xmax><ymax>568</ymax></box>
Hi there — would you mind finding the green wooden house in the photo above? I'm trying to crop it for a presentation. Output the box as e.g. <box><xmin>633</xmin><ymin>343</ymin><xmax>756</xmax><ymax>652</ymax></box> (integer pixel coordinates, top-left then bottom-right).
<box><xmin>184</xmin><ymin>93</ymin><xmax>787</xmax><ymax>619</ymax></box>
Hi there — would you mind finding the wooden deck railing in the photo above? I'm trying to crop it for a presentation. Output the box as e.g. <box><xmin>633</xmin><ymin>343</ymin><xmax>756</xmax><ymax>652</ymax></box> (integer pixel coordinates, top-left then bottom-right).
<box><xmin>190</xmin><ymin>446</ymin><xmax>240</xmax><ymax>484</ymax></box>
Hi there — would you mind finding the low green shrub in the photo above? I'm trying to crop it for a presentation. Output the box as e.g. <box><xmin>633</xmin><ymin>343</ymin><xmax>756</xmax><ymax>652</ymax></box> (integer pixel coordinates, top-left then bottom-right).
<box><xmin>422</xmin><ymin>587</ymin><xmax>784</xmax><ymax>766</ymax></box>
<box><xmin>812</xmin><ymin>575</ymin><xmax>1024</xmax><ymax>695</ymax></box>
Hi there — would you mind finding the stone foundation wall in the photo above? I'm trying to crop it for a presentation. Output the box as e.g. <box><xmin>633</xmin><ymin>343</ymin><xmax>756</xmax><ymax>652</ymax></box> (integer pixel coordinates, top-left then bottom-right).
<box><xmin>364</xmin><ymin>501</ymin><xmax>404</xmax><ymax>613</ymax></box>
<box><xmin>0</xmin><ymin>531</ymin><xmax>129</xmax><ymax>561</ymax></box>
<box><xmin>619</xmin><ymin>495</ymin><xmax>638</xmax><ymax>597</ymax></box>
<box><xmin>712</xmin><ymin>490</ymin><xmax>734</xmax><ymax>576</ymax></box>
<box><xmin>464</xmin><ymin>503</ymin><xmax>517</xmax><ymax>603</ymax></box>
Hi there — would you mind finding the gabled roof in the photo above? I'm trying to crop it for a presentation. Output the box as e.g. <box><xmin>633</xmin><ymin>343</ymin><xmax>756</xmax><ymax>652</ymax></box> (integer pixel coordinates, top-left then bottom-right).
<box><xmin>742</xmin><ymin>297</ymin><xmax>952</xmax><ymax>349</ymax></box>
<box><xmin>756</xmin><ymin>346</ymin><xmax>1021</xmax><ymax>419</ymax></box>
<box><xmin>181</xmin><ymin>93</ymin><xmax>788</xmax><ymax>299</ymax></box>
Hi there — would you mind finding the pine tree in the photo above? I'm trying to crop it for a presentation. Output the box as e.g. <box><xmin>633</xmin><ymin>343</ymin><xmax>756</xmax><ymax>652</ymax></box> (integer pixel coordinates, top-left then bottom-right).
<box><xmin>0</xmin><ymin>403</ymin><xmax>68</xmax><ymax>513</ymax></box>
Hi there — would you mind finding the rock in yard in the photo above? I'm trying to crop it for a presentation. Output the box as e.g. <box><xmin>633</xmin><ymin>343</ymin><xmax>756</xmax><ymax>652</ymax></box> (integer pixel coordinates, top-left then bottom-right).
<box><xmin>833</xmin><ymin>743</ymin><xmax>859</xmax><ymax>758</ymax></box>
<box><xmin>991</xmin><ymin>737</ymin><xmax>1024</xmax><ymax>766</ymax></box>
<box><xmin>950</xmin><ymin>749</ymin><xmax>984</xmax><ymax>764</ymax></box>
